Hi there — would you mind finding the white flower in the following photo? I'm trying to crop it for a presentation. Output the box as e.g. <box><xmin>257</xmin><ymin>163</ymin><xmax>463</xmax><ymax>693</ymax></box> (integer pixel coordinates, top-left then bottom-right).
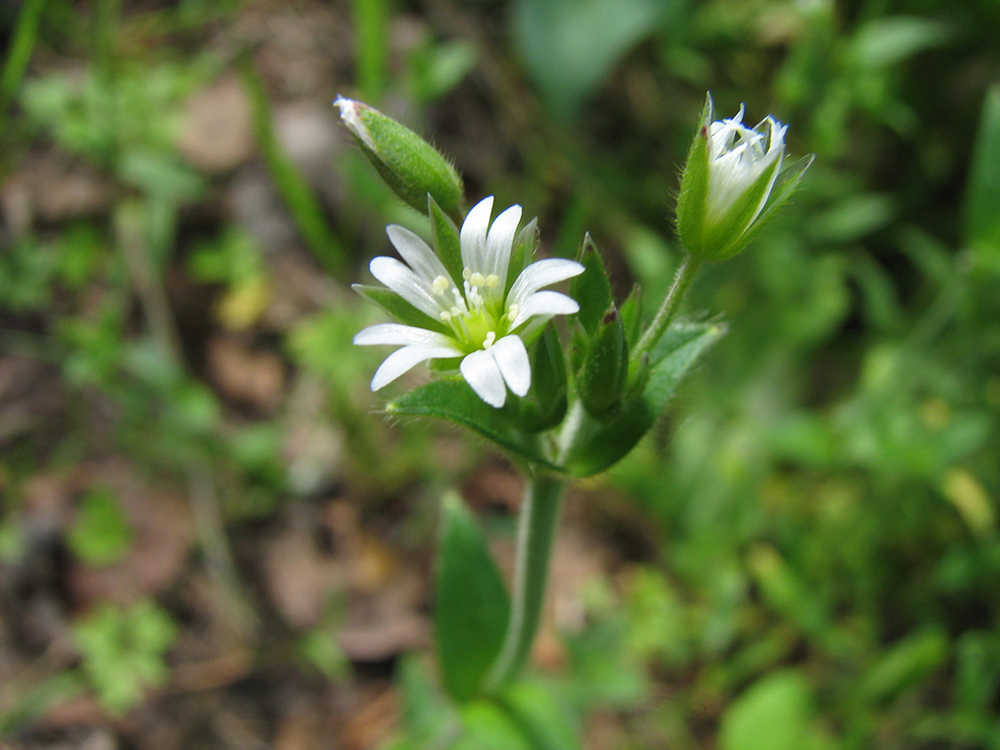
<box><xmin>705</xmin><ymin>104</ymin><xmax>786</xmax><ymax>224</ymax></box>
<box><xmin>354</xmin><ymin>196</ymin><xmax>584</xmax><ymax>408</ymax></box>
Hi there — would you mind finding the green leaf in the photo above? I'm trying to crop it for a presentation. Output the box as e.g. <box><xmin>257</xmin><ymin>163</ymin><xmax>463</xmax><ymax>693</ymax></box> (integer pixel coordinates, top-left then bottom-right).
<box><xmin>850</xmin><ymin>17</ymin><xmax>951</xmax><ymax>70</ymax></box>
<box><xmin>512</xmin><ymin>0</ymin><xmax>671</xmax><ymax>118</ymax></box>
<box><xmin>457</xmin><ymin>701</ymin><xmax>533</xmax><ymax>750</ymax></box>
<box><xmin>436</xmin><ymin>494</ymin><xmax>511</xmax><ymax>702</ymax></box>
<box><xmin>564</xmin><ymin>322</ymin><xmax>724</xmax><ymax>477</ymax></box>
<box><xmin>498</xmin><ymin>681</ymin><xmax>580</xmax><ymax>750</ymax></box>
<box><xmin>352</xmin><ymin>283</ymin><xmax>451</xmax><ymax>334</ymax></box>
<box><xmin>619</xmin><ymin>283</ymin><xmax>643</xmax><ymax>348</ymax></box>
<box><xmin>387</xmin><ymin>379</ymin><xmax>561</xmax><ymax>470</ymax></box>
<box><xmin>719</xmin><ymin>670</ymin><xmax>814</xmax><ymax>750</ymax></box>
<box><xmin>570</xmin><ymin>234</ymin><xmax>614</xmax><ymax>336</ymax></box>
<box><xmin>964</xmin><ymin>86</ymin><xmax>1000</xmax><ymax>252</ymax></box>
<box><xmin>859</xmin><ymin>627</ymin><xmax>950</xmax><ymax>703</ymax></box>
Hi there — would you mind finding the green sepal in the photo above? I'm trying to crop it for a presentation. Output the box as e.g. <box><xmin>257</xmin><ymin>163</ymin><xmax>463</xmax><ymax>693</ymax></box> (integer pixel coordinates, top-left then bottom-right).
<box><xmin>724</xmin><ymin>154</ymin><xmax>815</xmax><ymax>255</ymax></box>
<box><xmin>570</xmin><ymin>233</ymin><xmax>614</xmax><ymax>336</ymax></box>
<box><xmin>352</xmin><ymin>284</ymin><xmax>451</xmax><ymax>334</ymax></box>
<box><xmin>515</xmin><ymin>325</ymin><xmax>568</xmax><ymax>433</ymax></box>
<box><xmin>563</xmin><ymin>322</ymin><xmax>724</xmax><ymax>477</ymax></box>
<box><xmin>699</xmin><ymin>155</ymin><xmax>782</xmax><ymax>261</ymax></box>
<box><xmin>386</xmin><ymin>379</ymin><xmax>562</xmax><ymax>471</ymax></box>
<box><xmin>577</xmin><ymin>305</ymin><xmax>628</xmax><ymax>421</ymax></box>
<box><xmin>619</xmin><ymin>283</ymin><xmax>643</xmax><ymax>348</ymax></box>
<box><xmin>429</xmin><ymin>195</ymin><xmax>464</xmax><ymax>285</ymax></box>
<box><xmin>436</xmin><ymin>493</ymin><xmax>511</xmax><ymax>703</ymax></box>
<box><xmin>675</xmin><ymin>96</ymin><xmax>712</xmax><ymax>256</ymax></box>
<box><xmin>346</xmin><ymin>99</ymin><xmax>465</xmax><ymax>220</ymax></box>
<box><xmin>506</xmin><ymin>218</ymin><xmax>539</xmax><ymax>297</ymax></box>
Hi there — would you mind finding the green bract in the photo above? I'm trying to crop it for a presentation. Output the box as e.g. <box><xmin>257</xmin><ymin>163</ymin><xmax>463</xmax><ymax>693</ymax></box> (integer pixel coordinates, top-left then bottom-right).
<box><xmin>676</xmin><ymin>94</ymin><xmax>813</xmax><ymax>262</ymax></box>
<box><xmin>335</xmin><ymin>96</ymin><xmax>465</xmax><ymax>220</ymax></box>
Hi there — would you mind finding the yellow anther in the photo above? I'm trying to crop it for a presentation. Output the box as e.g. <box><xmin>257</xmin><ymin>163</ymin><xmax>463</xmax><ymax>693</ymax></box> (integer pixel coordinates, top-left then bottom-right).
<box><xmin>470</xmin><ymin>272</ymin><xmax>486</xmax><ymax>288</ymax></box>
<box><xmin>439</xmin><ymin>311</ymin><xmax>452</xmax><ymax>321</ymax></box>
<box><xmin>485</xmin><ymin>274</ymin><xmax>500</xmax><ymax>289</ymax></box>
<box><xmin>482</xmin><ymin>331</ymin><xmax>496</xmax><ymax>348</ymax></box>
<box><xmin>432</xmin><ymin>276</ymin><xmax>450</xmax><ymax>295</ymax></box>
<box><xmin>462</xmin><ymin>267</ymin><xmax>473</xmax><ymax>281</ymax></box>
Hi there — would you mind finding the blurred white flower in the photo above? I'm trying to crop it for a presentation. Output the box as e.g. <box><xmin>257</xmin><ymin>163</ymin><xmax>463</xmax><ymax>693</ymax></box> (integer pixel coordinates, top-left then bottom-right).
<box><xmin>355</xmin><ymin>196</ymin><xmax>583</xmax><ymax>408</ymax></box>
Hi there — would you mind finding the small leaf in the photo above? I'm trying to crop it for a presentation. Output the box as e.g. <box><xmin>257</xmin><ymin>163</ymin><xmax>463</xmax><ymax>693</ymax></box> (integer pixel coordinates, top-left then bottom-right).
<box><xmin>964</xmin><ymin>85</ymin><xmax>1000</xmax><ymax>251</ymax></box>
<box><xmin>352</xmin><ymin>284</ymin><xmax>451</xmax><ymax>334</ymax></box>
<box><xmin>564</xmin><ymin>322</ymin><xmax>724</xmax><ymax>477</ymax></box>
<box><xmin>719</xmin><ymin>670</ymin><xmax>813</xmax><ymax>750</ymax></box>
<box><xmin>436</xmin><ymin>494</ymin><xmax>511</xmax><ymax>702</ymax></box>
<box><xmin>570</xmin><ymin>234</ymin><xmax>613</xmax><ymax>336</ymax></box>
<box><xmin>387</xmin><ymin>379</ymin><xmax>561</xmax><ymax>470</ymax></box>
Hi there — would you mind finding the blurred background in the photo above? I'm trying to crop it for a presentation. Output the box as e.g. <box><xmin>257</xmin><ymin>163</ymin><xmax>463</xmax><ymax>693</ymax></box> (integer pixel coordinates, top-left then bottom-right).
<box><xmin>2</xmin><ymin>0</ymin><xmax>1000</xmax><ymax>747</ymax></box>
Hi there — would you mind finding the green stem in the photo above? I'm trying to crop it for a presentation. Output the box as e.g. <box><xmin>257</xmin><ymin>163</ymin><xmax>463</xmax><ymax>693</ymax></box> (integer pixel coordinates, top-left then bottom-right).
<box><xmin>630</xmin><ymin>253</ymin><xmax>703</xmax><ymax>369</ymax></box>
<box><xmin>485</xmin><ymin>473</ymin><xmax>566</xmax><ymax>691</ymax></box>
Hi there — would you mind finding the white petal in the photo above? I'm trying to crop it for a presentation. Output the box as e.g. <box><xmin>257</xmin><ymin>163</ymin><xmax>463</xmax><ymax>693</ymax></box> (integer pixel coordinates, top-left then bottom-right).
<box><xmin>460</xmin><ymin>349</ymin><xmax>507</xmax><ymax>408</ymax></box>
<box><xmin>354</xmin><ymin>323</ymin><xmax>457</xmax><ymax>348</ymax></box>
<box><xmin>371</xmin><ymin>345</ymin><xmax>461</xmax><ymax>391</ymax></box>
<box><xmin>485</xmin><ymin>204</ymin><xmax>522</xmax><ymax>284</ymax></box>
<box><xmin>490</xmin><ymin>335</ymin><xmax>530</xmax><ymax>397</ymax></box>
<box><xmin>460</xmin><ymin>196</ymin><xmax>494</xmax><ymax>272</ymax></box>
<box><xmin>507</xmin><ymin>258</ymin><xmax>584</xmax><ymax>308</ymax></box>
<box><xmin>370</xmin><ymin>256</ymin><xmax>445</xmax><ymax>318</ymax></box>
<box><xmin>510</xmin><ymin>291</ymin><xmax>579</xmax><ymax>329</ymax></box>
<box><xmin>386</xmin><ymin>225</ymin><xmax>454</xmax><ymax>287</ymax></box>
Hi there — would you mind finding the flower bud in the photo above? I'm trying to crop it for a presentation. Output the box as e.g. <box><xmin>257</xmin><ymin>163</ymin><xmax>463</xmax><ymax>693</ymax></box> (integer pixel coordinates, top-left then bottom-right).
<box><xmin>577</xmin><ymin>305</ymin><xmax>629</xmax><ymax>421</ymax></box>
<box><xmin>335</xmin><ymin>96</ymin><xmax>464</xmax><ymax>219</ymax></box>
<box><xmin>515</xmin><ymin>325</ymin><xmax>568</xmax><ymax>432</ymax></box>
<box><xmin>676</xmin><ymin>94</ymin><xmax>813</xmax><ymax>262</ymax></box>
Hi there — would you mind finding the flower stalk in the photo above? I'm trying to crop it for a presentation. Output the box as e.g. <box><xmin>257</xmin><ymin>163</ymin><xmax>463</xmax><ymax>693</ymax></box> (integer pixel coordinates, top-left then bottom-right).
<box><xmin>629</xmin><ymin>254</ymin><xmax>703</xmax><ymax>370</ymax></box>
<box><xmin>484</xmin><ymin>473</ymin><xmax>566</xmax><ymax>692</ymax></box>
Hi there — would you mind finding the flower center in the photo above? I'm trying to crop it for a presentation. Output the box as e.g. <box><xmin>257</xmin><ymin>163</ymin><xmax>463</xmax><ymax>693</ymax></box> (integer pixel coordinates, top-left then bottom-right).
<box><xmin>431</xmin><ymin>267</ymin><xmax>513</xmax><ymax>352</ymax></box>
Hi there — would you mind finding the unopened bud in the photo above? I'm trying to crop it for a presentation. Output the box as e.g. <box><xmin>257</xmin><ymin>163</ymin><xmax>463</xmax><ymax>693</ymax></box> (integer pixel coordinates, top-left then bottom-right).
<box><xmin>335</xmin><ymin>96</ymin><xmax>464</xmax><ymax>219</ymax></box>
<box><xmin>577</xmin><ymin>305</ymin><xmax>629</xmax><ymax>420</ymax></box>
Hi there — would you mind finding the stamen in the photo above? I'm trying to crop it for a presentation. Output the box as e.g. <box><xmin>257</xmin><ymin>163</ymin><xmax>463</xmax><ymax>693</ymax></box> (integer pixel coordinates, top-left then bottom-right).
<box><xmin>470</xmin><ymin>272</ymin><xmax>486</xmax><ymax>288</ymax></box>
<box><xmin>507</xmin><ymin>303</ymin><xmax>519</xmax><ymax>319</ymax></box>
<box><xmin>485</xmin><ymin>274</ymin><xmax>500</xmax><ymax>289</ymax></box>
<box><xmin>462</xmin><ymin>267</ymin><xmax>472</xmax><ymax>281</ymax></box>
<box><xmin>432</xmin><ymin>276</ymin><xmax>450</xmax><ymax>295</ymax></box>
<box><xmin>440</xmin><ymin>311</ymin><xmax>452</xmax><ymax>321</ymax></box>
<box><xmin>482</xmin><ymin>331</ymin><xmax>496</xmax><ymax>349</ymax></box>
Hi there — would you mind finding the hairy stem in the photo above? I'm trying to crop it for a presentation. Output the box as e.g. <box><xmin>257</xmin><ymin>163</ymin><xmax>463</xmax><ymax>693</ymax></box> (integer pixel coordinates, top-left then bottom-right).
<box><xmin>630</xmin><ymin>253</ymin><xmax>703</xmax><ymax>369</ymax></box>
<box><xmin>485</xmin><ymin>474</ymin><xmax>566</xmax><ymax>691</ymax></box>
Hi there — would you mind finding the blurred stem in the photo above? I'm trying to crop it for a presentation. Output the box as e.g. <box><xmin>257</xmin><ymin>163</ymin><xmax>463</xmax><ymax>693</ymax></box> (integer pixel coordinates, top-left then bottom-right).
<box><xmin>352</xmin><ymin>0</ymin><xmax>388</xmax><ymax>101</ymax></box>
<box><xmin>630</xmin><ymin>253</ymin><xmax>702</xmax><ymax>369</ymax></box>
<box><xmin>485</xmin><ymin>474</ymin><xmax>565</xmax><ymax>691</ymax></box>
<box><xmin>239</xmin><ymin>54</ymin><xmax>346</xmax><ymax>275</ymax></box>
<box><xmin>0</xmin><ymin>0</ymin><xmax>46</xmax><ymax>113</ymax></box>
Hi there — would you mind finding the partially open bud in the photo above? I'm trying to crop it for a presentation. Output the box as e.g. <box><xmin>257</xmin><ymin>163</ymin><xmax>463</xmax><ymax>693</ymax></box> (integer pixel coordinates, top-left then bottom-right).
<box><xmin>577</xmin><ymin>305</ymin><xmax>629</xmax><ymax>421</ymax></box>
<box><xmin>676</xmin><ymin>93</ymin><xmax>813</xmax><ymax>262</ymax></box>
<box><xmin>335</xmin><ymin>96</ymin><xmax>464</xmax><ymax>220</ymax></box>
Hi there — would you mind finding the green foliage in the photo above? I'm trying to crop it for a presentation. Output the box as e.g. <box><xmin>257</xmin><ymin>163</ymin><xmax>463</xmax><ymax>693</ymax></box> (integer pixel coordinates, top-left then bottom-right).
<box><xmin>435</xmin><ymin>494</ymin><xmax>511</xmax><ymax>702</ymax></box>
<box><xmin>73</xmin><ymin>600</ymin><xmax>177</xmax><ymax>715</ymax></box>
<box><xmin>67</xmin><ymin>488</ymin><xmax>133</xmax><ymax>566</ymax></box>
